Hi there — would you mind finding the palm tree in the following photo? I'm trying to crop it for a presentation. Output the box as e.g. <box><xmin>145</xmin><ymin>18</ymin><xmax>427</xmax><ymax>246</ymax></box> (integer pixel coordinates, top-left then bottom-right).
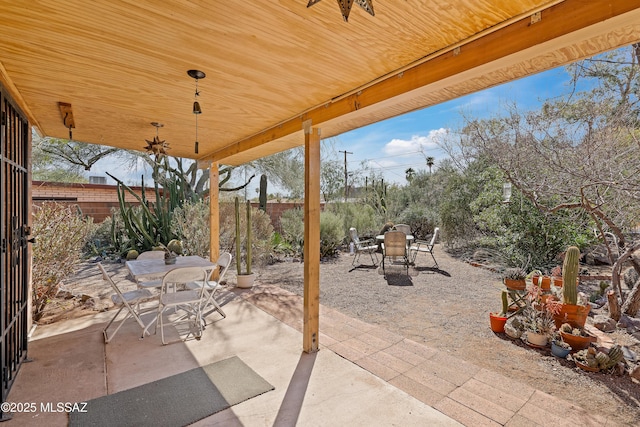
<box><xmin>426</xmin><ymin>156</ymin><xmax>435</xmax><ymax>174</ymax></box>
<box><xmin>405</xmin><ymin>167</ymin><xmax>415</xmax><ymax>182</ymax></box>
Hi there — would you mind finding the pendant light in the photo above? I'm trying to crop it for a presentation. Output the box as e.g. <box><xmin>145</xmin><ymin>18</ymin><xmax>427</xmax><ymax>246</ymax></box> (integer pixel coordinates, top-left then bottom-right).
<box><xmin>188</xmin><ymin>70</ymin><xmax>206</xmax><ymax>154</ymax></box>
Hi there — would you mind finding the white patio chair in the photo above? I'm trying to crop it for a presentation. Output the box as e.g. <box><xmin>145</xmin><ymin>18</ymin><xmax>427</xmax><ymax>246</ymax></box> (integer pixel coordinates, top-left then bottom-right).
<box><xmin>186</xmin><ymin>252</ymin><xmax>232</xmax><ymax>321</ymax></box>
<box><xmin>155</xmin><ymin>266</ymin><xmax>209</xmax><ymax>345</ymax></box>
<box><xmin>409</xmin><ymin>227</ymin><xmax>439</xmax><ymax>269</ymax></box>
<box><xmin>99</xmin><ymin>263</ymin><xmax>156</xmax><ymax>343</ymax></box>
<box><xmin>381</xmin><ymin>230</ymin><xmax>409</xmax><ymax>276</ymax></box>
<box><xmin>136</xmin><ymin>250</ymin><xmax>165</xmax><ymax>260</ymax></box>
<box><xmin>349</xmin><ymin>227</ymin><xmax>378</xmax><ymax>268</ymax></box>
<box><xmin>392</xmin><ymin>223</ymin><xmax>411</xmax><ymax>235</ymax></box>
<box><xmin>134</xmin><ymin>250</ymin><xmax>166</xmax><ymax>289</ymax></box>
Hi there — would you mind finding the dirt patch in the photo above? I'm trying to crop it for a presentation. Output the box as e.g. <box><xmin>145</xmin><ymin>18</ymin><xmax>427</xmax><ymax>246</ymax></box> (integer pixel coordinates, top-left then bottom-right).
<box><xmin>43</xmin><ymin>248</ymin><xmax>640</xmax><ymax>425</ymax></box>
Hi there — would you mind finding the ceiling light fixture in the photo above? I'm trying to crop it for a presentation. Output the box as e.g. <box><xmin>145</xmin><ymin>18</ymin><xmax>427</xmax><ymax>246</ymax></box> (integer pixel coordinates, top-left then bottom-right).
<box><xmin>307</xmin><ymin>0</ymin><xmax>375</xmax><ymax>22</ymax></box>
<box><xmin>144</xmin><ymin>122</ymin><xmax>169</xmax><ymax>157</ymax></box>
<box><xmin>188</xmin><ymin>69</ymin><xmax>206</xmax><ymax>154</ymax></box>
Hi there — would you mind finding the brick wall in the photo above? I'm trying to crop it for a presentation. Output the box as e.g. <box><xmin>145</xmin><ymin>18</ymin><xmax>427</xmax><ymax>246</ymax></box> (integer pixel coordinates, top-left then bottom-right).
<box><xmin>32</xmin><ymin>181</ymin><xmax>323</xmax><ymax>228</ymax></box>
<box><xmin>32</xmin><ymin>181</ymin><xmax>148</xmax><ymax>222</ymax></box>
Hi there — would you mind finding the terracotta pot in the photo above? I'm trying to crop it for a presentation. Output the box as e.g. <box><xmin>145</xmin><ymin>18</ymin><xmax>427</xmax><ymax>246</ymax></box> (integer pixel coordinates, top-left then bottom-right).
<box><xmin>553</xmin><ymin>304</ymin><xmax>591</xmax><ymax>329</ymax></box>
<box><xmin>553</xmin><ymin>277</ymin><xmax>563</xmax><ymax>287</ymax></box>
<box><xmin>560</xmin><ymin>330</ymin><xmax>596</xmax><ymax>352</ymax></box>
<box><xmin>575</xmin><ymin>360</ymin><xmax>600</xmax><ymax>372</ymax></box>
<box><xmin>532</xmin><ymin>275</ymin><xmax>551</xmax><ymax>290</ymax></box>
<box><xmin>489</xmin><ymin>313</ymin><xmax>507</xmax><ymax>333</ymax></box>
<box><xmin>504</xmin><ymin>278</ymin><xmax>526</xmax><ymax>291</ymax></box>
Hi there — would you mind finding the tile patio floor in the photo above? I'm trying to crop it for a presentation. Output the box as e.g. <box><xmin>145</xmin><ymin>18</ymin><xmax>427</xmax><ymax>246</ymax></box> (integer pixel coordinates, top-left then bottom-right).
<box><xmin>6</xmin><ymin>283</ymin><xmax>607</xmax><ymax>426</ymax></box>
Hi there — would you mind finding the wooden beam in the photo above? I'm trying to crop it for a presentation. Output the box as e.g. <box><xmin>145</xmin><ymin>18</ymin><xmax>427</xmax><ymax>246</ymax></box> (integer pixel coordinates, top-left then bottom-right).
<box><xmin>209</xmin><ymin>162</ymin><xmax>220</xmax><ymax>264</ymax></box>
<box><xmin>205</xmin><ymin>0</ymin><xmax>640</xmax><ymax>163</ymax></box>
<box><xmin>303</xmin><ymin>125</ymin><xmax>321</xmax><ymax>353</ymax></box>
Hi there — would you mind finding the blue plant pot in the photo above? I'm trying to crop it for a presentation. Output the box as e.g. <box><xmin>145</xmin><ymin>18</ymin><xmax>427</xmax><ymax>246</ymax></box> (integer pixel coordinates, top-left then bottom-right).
<box><xmin>551</xmin><ymin>341</ymin><xmax>571</xmax><ymax>358</ymax></box>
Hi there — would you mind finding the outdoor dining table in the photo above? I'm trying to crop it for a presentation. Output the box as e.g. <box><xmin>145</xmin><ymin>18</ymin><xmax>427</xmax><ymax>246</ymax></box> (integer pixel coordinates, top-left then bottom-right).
<box><xmin>376</xmin><ymin>234</ymin><xmax>415</xmax><ymax>244</ymax></box>
<box><xmin>126</xmin><ymin>255</ymin><xmax>216</xmax><ymax>282</ymax></box>
<box><xmin>125</xmin><ymin>255</ymin><xmax>217</xmax><ymax>338</ymax></box>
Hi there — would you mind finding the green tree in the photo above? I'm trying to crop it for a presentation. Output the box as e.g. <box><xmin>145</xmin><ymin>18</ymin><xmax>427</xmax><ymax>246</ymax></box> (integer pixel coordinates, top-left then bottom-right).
<box><xmin>441</xmin><ymin>45</ymin><xmax>640</xmax><ymax>315</ymax></box>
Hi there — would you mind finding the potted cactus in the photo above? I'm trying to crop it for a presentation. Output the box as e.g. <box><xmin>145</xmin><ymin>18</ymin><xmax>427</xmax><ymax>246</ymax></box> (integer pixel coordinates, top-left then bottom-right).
<box><xmin>503</xmin><ymin>267</ymin><xmax>527</xmax><ymax>291</ymax></box>
<box><xmin>235</xmin><ymin>197</ymin><xmax>255</xmax><ymax>288</ymax></box>
<box><xmin>489</xmin><ymin>290</ymin><xmax>509</xmax><ymax>333</ymax></box>
<box><xmin>160</xmin><ymin>239</ymin><xmax>183</xmax><ymax>264</ymax></box>
<box><xmin>551</xmin><ymin>246</ymin><xmax>590</xmax><ymax>328</ymax></box>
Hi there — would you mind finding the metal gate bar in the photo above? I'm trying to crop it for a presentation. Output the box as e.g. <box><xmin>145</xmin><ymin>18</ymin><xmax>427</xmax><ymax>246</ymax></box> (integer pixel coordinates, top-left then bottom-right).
<box><xmin>1</xmin><ymin>86</ymin><xmax>30</xmax><ymax>410</ymax></box>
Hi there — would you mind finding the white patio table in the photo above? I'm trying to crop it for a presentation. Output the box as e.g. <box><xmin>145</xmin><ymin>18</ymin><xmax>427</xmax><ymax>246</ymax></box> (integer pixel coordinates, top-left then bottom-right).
<box><xmin>126</xmin><ymin>255</ymin><xmax>216</xmax><ymax>282</ymax></box>
<box><xmin>125</xmin><ymin>255</ymin><xmax>217</xmax><ymax>338</ymax></box>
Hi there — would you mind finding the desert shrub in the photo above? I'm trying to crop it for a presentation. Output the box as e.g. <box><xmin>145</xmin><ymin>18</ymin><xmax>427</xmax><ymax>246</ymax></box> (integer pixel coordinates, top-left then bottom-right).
<box><xmin>320</xmin><ymin>211</ymin><xmax>343</xmax><ymax>257</ymax></box>
<box><xmin>83</xmin><ymin>208</ymin><xmax>128</xmax><ymax>258</ymax></box>
<box><xmin>280</xmin><ymin>208</ymin><xmax>304</xmax><ymax>257</ymax></box>
<box><xmin>32</xmin><ymin>202</ymin><xmax>93</xmax><ymax>320</ymax></box>
<box><xmin>218</xmin><ymin>200</ymin><xmax>274</xmax><ymax>267</ymax></box>
<box><xmin>396</xmin><ymin>205</ymin><xmax>438</xmax><ymax>239</ymax></box>
<box><xmin>171</xmin><ymin>199</ymin><xmax>210</xmax><ymax>257</ymax></box>
<box><xmin>325</xmin><ymin>202</ymin><xmax>380</xmax><ymax>240</ymax></box>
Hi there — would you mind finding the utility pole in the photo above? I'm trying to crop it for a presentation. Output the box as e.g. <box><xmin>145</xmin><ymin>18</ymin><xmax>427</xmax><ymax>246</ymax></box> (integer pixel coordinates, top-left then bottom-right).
<box><xmin>339</xmin><ymin>150</ymin><xmax>352</xmax><ymax>202</ymax></box>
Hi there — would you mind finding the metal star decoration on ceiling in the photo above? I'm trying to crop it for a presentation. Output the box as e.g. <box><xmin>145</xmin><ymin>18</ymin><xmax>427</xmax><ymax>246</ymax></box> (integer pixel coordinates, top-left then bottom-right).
<box><xmin>144</xmin><ymin>122</ymin><xmax>170</xmax><ymax>157</ymax></box>
<box><xmin>307</xmin><ymin>0</ymin><xmax>375</xmax><ymax>22</ymax></box>
<box><xmin>144</xmin><ymin>135</ymin><xmax>170</xmax><ymax>157</ymax></box>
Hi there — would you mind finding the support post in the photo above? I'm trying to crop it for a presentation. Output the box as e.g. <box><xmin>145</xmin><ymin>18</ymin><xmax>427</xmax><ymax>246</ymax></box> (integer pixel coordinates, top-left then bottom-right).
<box><xmin>304</xmin><ymin>123</ymin><xmax>321</xmax><ymax>353</ymax></box>
<box><xmin>209</xmin><ymin>162</ymin><xmax>220</xmax><ymax>264</ymax></box>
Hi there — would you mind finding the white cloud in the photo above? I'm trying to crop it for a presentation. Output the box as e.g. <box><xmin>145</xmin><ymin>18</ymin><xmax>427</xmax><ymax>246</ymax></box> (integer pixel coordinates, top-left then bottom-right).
<box><xmin>383</xmin><ymin>128</ymin><xmax>448</xmax><ymax>156</ymax></box>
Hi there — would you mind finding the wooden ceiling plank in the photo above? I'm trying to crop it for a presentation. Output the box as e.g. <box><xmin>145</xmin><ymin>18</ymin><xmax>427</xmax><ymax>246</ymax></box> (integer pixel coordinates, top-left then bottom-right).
<box><xmin>205</xmin><ymin>0</ymin><xmax>640</xmax><ymax>164</ymax></box>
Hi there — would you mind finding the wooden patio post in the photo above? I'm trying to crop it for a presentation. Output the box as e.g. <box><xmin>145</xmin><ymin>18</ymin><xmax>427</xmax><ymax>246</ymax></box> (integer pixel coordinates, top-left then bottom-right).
<box><xmin>209</xmin><ymin>162</ymin><xmax>220</xmax><ymax>263</ymax></box>
<box><xmin>304</xmin><ymin>122</ymin><xmax>321</xmax><ymax>353</ymax></box>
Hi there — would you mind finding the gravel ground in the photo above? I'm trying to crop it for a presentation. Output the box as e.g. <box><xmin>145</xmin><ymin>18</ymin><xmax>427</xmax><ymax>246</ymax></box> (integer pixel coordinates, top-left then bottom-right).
<box><xmin>254</xmin><ymin>246</ymin><xmax>640</xmax><ymax>426</ymax></box>
<box><xmin>46</xmin><ymin>246</ymin><xmax>640</xmax><ymax>425</ymax></box>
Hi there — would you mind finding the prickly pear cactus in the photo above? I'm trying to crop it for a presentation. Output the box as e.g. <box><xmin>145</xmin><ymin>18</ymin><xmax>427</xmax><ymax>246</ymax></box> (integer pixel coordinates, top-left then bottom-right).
<box><xmin>562</xmin><ymin>246</ymin><xmax>580</xmax><ymax>305</ymax></box>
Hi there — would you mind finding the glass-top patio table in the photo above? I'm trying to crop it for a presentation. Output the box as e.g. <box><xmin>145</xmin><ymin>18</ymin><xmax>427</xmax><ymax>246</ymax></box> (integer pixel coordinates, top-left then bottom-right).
<box><xmin>126</xmin><ymin>255</ymin><xmax>216</xmax><ymax>281</ymax></box>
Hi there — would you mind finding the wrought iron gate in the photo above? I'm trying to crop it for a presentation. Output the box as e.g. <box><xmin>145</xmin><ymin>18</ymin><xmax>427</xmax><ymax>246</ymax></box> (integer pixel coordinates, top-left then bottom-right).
<box><xmin>0</xmin><ymin>85</ymin><xmax>30</xmax><ymax>407</ymax></box>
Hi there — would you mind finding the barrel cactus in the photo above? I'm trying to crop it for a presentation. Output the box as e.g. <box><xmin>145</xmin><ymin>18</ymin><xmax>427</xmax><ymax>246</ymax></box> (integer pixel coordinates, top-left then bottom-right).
<box><xmin>166</xmin><ymin>239</ymin><xmax>183</xmax><ymax>255</ymax></box>
<box><xmin>126</xmin><ymin>249</ymin><xmax>139</xmax><ymax>260</ymax></box>
<box><xmin>562</xmin><ymin>246</ymin><xmax>580</xmax><ymax>305</ymax></box>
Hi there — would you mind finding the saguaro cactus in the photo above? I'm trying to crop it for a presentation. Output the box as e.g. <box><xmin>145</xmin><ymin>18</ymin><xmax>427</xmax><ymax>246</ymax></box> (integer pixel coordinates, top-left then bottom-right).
<box><xmin>562</xmin><ymin>246</ymin><xmax>580</xmax><ymax>305</ymax></box>
<box><xmin>259</xmin><ymin>174</ymin><xmax>267</xmax><ymax>212</ymax></box>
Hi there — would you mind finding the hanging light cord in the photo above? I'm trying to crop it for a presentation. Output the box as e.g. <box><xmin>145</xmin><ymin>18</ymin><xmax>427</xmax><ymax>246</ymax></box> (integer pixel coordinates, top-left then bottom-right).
<box><xmin>194</xmin><ymin>78</ymin><xmax>200</xmax><ymax>154</ymax></box>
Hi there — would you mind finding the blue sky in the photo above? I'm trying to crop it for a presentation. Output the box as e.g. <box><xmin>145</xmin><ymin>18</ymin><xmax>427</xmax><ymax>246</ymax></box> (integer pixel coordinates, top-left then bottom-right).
<box><xmin>89</xmin><ymin>64</ymin><xmax>574</xmax><ymax>191</ymax></box>
<box><xmin>331</xmin><ymin>66</ymin><xmax>572</xmax><ymax>186</ymax></box>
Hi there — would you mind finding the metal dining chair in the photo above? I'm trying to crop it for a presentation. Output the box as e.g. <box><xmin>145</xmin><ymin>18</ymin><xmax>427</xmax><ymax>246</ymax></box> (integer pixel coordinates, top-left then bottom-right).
<box><xmin>381</xmin><ymin>230</ymin><xmax>409</xmax><ymax>276</ymax></box>
<box><xmin>409</xmin><ymin>227</ymin><xmax>439</xmax><ymax>268</ymax></box>
<box><xmin>99</xmin><ymin>263</ymin><xmax>157</xmax><ymax>343</ymax></box>
<box><xmin>349</xmin><ymin>227</ymin><xmax>378</xmax><ymax>268</ymax></box>
<box><xmin>186</xmin><ymin>252</ymin><xmax>232</xmax><ymax>321</ymax></box>
<box><xmin>155</xmin><ymin>266</ymin><xmax>209</xmax><ymax>345</ymax></box>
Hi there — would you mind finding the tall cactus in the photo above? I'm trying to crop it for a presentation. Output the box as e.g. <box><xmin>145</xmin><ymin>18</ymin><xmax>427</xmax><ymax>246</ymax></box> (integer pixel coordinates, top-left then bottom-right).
<box><xmin>500</xmin><ymin>290</ymin><xmax>509</xmax><ymax>316</ymax></box>
<box><xmin>259</xmin><ymin>174</ymin><xmax>267</xmax><ymax>212</ymax></box>
<box><xmin>234</xmin><ymin>197</ymin><xmax>253</xmax><ymax>275</ymax></box>
<box><xmin>246</xmin><ymin>200</ymin><xmax>252</xmax><ymax>275</ymax></box>
<box><xmin>562</xmin><ymin>246</ymin><xmax>580</xmax><ymax>305</ymax></box>
<box><xmin>235</xmin><ymin>197</ymin><xmax>242</xmax><ymax>275</ymax></box>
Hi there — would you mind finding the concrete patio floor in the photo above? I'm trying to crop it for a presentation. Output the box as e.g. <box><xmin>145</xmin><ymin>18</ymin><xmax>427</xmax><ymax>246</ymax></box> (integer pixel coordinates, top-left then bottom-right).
<box><xmin>7</xmin><ymin>283</ymin><xmax>605</xmax><ymax>426</ymax></box>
